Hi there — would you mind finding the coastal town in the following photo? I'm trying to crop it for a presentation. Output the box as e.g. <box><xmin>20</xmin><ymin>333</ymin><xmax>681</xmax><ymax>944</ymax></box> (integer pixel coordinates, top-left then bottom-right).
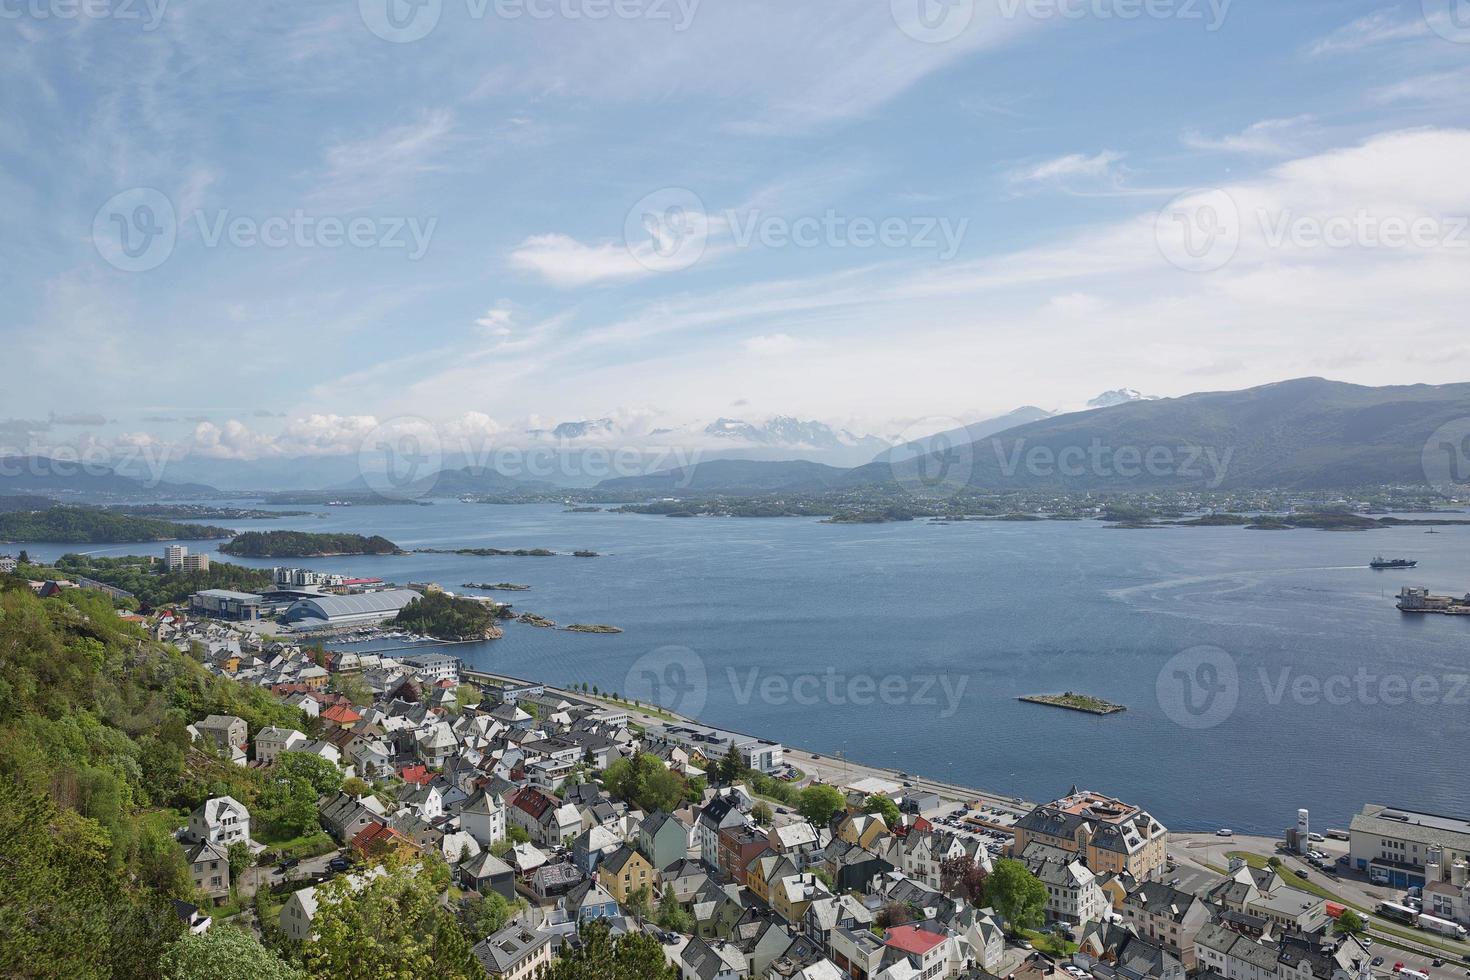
<box><xmin>5</xmin><ymin>539</ymin><xmax>1464</xmax><ymax>980</ymax></box>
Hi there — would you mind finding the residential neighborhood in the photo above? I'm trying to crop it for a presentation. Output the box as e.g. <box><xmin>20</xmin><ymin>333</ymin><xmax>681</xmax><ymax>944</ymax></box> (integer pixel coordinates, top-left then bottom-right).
<box><xmin>136</xmin><ymin>608</ymin><xmax>1467</xmax><ymax>980</ymax></box>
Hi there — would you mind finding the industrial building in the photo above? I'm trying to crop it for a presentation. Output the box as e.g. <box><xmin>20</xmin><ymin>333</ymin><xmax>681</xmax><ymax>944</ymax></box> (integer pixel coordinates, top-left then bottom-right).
<box><xmin>1350</xmin><ymin>803</ymin><xmax>1470</xmax><ymax>889</ymax></box>
<box><xmin>189</xmin><ymin>589</ymin><xmax>264</xmax><ymax>620</ymax></box>
<box><xmin>278</xmin><ymin>589</ymin><xmax>421</xmax><ymax>631</ymax></box>
<box><xmin>642</xmin><ymin>722</ymin><xmax>784</xmax><ymax>773</ymax></box>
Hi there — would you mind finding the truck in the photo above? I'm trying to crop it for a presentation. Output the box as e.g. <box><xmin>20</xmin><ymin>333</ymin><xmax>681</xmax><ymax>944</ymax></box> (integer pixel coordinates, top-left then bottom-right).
<box><xmin>1417</xmin><ymin>913</ymin><xmax>1469</xmax><ymax>939</ymax></box>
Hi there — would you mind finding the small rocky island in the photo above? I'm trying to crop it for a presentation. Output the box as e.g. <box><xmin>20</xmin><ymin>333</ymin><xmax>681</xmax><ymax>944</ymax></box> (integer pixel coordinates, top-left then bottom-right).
<box><xmin>462</xmin><ymin>582</ymin><xmax>531</xmax><ymax>591</ymax></box>
<box><xmin>1019</xmin><ymin>692</ymin><xmax>1126</xmax><ymax>715</ymax></box>
<box><xmin>393</xmin><ymin>591</ymin><xmax>504</xmax><ymax>641</ymax></box>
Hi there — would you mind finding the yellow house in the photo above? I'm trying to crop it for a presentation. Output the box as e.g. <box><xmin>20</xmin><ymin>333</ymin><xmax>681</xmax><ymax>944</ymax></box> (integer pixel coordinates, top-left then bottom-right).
<box><xmin>748</xmin><ymin>853</ymin><xmax>796</xmax><ymax>905</ymax></box>
<box><xmin>836</xmin><ymin>812</ymin><xmax>890</xmax><ymax>850</ymax></box>
<box><xmin>771</xmin><ymin>872</ymin><xmax>832</xmax><ymax>925</ymax></box>
<box><xmin>597</xmin><ymin>845</ymin><xmax>656</xmax><ymax>905</ymax></box>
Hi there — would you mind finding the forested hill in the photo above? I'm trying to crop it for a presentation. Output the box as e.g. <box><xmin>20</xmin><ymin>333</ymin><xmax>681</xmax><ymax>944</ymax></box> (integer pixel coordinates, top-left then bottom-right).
<box><xmin>0</xmin><ymin>579</ymin><xmax>304</xmax><ymax>977</ymax></box>
<box><xmin>219</xmin><ymin>530</ymin><xmax>400</xmax><ymax>557</ymax></box>
<box><xmin>0</xmin><ymin>506</ymin><xmax>234</xmax><ymax>543</ymax></box>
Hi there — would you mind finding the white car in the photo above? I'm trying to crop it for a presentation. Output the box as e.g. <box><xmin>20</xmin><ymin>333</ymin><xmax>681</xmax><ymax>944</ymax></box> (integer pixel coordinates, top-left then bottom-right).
<box><xmin>1308</xmin><ymin>833</ymin><xmax>1326</xmax><ymax>842</ymax></box>
<box><xmin>1217</xmin><ymin>828</ymin><xmax>1234</xmax><ymax>837</ymax></box>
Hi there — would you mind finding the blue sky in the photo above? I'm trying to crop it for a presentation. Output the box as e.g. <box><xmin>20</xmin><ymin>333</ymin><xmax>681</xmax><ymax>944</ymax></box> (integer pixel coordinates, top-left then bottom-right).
<box><xmin>4</xmin><ymin>0</ymin><xmax>1470</xmax><ymax>460</ymax></box>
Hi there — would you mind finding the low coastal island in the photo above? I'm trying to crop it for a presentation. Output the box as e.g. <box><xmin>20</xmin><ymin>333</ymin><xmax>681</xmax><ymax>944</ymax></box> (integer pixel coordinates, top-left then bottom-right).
<box><xmin>1019</xmin><ymin>692</ymin><xmax>1127</xmax><ymax>715</ymax></box>
<box><xmin>417</xmin><ymin>547</ymin><xmax>556</xmax><ymax>557</ymax></box>
<box><xmin>565</xmin><ymin>623</ymin><xmax>623</xmax><ymax>633</ymax></box>
<box><xmin>220</xmin><ymin>530</ymin><xmax>401</xmax><ymax>557</ymax></box>
<box><xmin>462</xmin><ymin>582</ymin><xmax>531</xmax><ymax>591</ymax></box>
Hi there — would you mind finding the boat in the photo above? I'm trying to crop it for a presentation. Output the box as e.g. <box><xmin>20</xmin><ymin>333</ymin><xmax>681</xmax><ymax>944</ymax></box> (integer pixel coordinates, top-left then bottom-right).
<box><xmin>1370</xmin><ymin>557</ymin><xmax>1417</xmax><ymax>569</ymax></box>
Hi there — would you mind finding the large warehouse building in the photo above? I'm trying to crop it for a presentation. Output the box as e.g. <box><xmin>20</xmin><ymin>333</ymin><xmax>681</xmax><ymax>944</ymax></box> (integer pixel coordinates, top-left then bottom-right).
<box><xmin>279</xmin><ymin>589</ymin><xmax>421</xmax><ymax>631</ymax></box>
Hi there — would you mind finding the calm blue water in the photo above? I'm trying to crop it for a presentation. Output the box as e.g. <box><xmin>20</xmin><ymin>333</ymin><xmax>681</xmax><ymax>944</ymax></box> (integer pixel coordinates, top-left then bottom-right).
<box><xmin>24</xmin><ymin>501</ymin><xmax>1470</xmax><ymax>834</ymax></box>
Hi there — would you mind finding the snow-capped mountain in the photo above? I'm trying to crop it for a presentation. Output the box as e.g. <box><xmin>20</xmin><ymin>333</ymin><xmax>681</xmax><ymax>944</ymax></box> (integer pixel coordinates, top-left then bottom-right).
<box><xmin>1087</xmin><ymin>388</ymin><xmax>1158</xmax><ymax>409</ymax></box>
<box><xmin>703</xmin><ymin>416</ymin><xmax>890</xmax><ymax>456</ymax></box>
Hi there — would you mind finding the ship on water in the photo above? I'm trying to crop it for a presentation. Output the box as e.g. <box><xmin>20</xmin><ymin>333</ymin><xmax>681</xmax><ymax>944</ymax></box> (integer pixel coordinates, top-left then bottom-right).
<box><xmin>1397</xmin><ymin>586</ymin><xmax>1470</xmax><ymax>615</ymax></box>
<box><xmin>1370</xmin><ymin>556</ymin><xmax>1417</xmax><ymax>569</ymax></box>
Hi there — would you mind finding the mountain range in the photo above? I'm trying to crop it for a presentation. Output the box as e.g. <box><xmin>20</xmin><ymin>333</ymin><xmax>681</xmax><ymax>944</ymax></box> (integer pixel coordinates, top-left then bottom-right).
<box><xmin>597</xmin><ymin>379</ymin><xmax>1470</xmax><ymax>494</ymax></box>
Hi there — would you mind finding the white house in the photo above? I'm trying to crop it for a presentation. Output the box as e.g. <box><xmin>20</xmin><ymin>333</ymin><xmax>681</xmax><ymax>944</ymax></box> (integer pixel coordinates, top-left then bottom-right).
<box><xmin>255</xmin><ymin>726</ymin><xmax>308</xmax><ymax>765</ymax></box>
<box><xmin>461</xmin><ymin>789</ymin><xmax>507</xmax><ymax>847</ymax></box>
<box><xmin>186</xmin><ymin>796</ymin><xmax>251</xmax><ymax>847</ymax></box>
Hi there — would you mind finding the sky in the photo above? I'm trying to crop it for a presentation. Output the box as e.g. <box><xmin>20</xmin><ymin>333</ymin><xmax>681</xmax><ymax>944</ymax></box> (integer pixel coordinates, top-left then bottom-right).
<box><xmin>4</xmin><ymin>0</ymin><xmax>1470</xmax><ymax>463</ymax></box>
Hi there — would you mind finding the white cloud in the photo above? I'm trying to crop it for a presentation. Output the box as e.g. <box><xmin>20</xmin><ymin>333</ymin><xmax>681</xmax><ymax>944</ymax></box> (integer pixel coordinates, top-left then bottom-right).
<box><xmin>475</xmin><ymin>306</ymin><xmax>515</xmax><ymax>336</ymax></box>
<box><xmin>190</xmin><ymin>415</ymin><xmax>381</xmax><ymax>459</ymax></box>
<box><xmin>1182</xmin><ymin>117</ymin><xmax>1313</xmax><ymax>156</ymax></box>
<box><xmin>1307</xmin><ymin>10</ymin><xmax>1429</xmax><ymax>55</ymax></box>
<box><xmin>1012</xmin><ymin>150</ymin><xmax>1125</xmax><ymax>185</ymax></box>
<box><xmin>744</xmin><ymin>333</ymin><xmax>818</xmax><ymax>356</ymax></box>
<box><xmin>314</xmin><ymin>110</ymin><xmax>457</xmax><ymax>207</ymax></box>
<box><xmin>507</xmin><ymin>234</ymin><xmax>656</xmax><ymax>287</ymax></box>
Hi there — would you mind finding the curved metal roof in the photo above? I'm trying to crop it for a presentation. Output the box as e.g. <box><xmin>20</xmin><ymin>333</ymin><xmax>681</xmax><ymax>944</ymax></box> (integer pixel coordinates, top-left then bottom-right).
<box><xmin>282</xmin><ymin>588</ymin><xmax>420</xmax><ymax>622</ymax></box>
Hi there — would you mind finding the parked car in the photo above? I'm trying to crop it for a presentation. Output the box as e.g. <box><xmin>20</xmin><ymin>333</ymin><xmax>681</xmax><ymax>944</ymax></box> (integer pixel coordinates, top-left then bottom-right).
<box><xmin>1308</xmin><ymin>832</ymin><xmax>1326</xmax><ymax>842</ymax></box>
<box><xmin>1371</xmin><ymin>957</ymin><xmax>1384</xmax><ymax>968</ymax></box>
<box><xmin>1217</xmin><ymin>828</ymin><xmax>1234</xmax><ymax>837</ymax></box>
<box><xmin>327</xmin><ymin>856</ymin><xmax>352</xmax><ymax>873</ymax></box>
<box><xmin>277</xmin><ymin>857</ymin><xmax>300</xmax><ymax>872</ymax></box>
<box><xmin>1294</xmin><ymin>868</ymin><xmax>1309</xmax><ymax>879</ymax></box>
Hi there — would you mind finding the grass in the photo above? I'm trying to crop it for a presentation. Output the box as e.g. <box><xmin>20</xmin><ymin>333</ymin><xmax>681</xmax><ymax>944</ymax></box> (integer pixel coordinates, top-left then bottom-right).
<box><xmin>1022</xmin><ymin>928</ymin><xmax>1080</xmax><ymax>956</ymax></box>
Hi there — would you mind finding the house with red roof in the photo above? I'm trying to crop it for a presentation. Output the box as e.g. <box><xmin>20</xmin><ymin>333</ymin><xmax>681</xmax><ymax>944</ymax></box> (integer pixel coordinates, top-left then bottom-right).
<box><xmin>884</xmin><ymin>924</ymin><xmax>962</xmax><ymax>978</ymax></box>
<box><xmin>321</xmin><ymin>703</ymin><xmax>362</xmax><ymax>729</ymax></box>
<box><xmin>399</xmin><ymin>764</ymin><xmax>433</xmax><ymax>787</ymax></box>
<box><xmin>350</xmin><ymin>821</ymin><xmax>419</xmax><ymax>862</ymax></box>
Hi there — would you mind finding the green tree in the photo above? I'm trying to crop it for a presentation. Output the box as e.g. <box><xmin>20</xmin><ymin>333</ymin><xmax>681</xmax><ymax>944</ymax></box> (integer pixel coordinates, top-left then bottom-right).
<box><xmin>341</xmin><ymin>777</ymin><xmax>372</xmax><ymax>798</ymax></box>
<box><xmin>337</xmin><ymin>674</ymin><xmax>373</xmax><ymax>707</ymax></box>
<box><xmin>983</xmin><ymin>858</ymin><xmax>1048</xmax><ymax>933</ymax></box>
<box><xmin>627</xmin><ymin>884</ymin><xmax>653</xmax><ymax>923</ymax></box>
<box><xmin>161</xmin><ymin>927</ymin><xmax>305</xmax><ymax>980</ymax></box>
<box><xmin>656</xmin><ymin>890</ymin><xmax>693</xmax><ymax>934</ymax></box>
<box><xmin>797</xmin><ymin>784</ymin><xmax>846</xmax><ymax>827</ymax></box>
<box><xmin>459</xmin><ymin>890</ymin><xmax>524</xmax><ymax>940</ymax></box>
<box><xmin>454</xmin><ymin>684</ymin><xmax>480</xmax><ymax>709</ymax></box>
<box><xmin>751</xmin><ymin>801</ymin><xmax>774</xmax><ymax>825</ymax></box>
<box><xmin>227</xmin><ymin>841</ymin><xmax>252</xmax><ymax>884</ymax></box>
<box><xmin>505</xmin><ymin>824</ymin><xmax>531</xmax><ymax>845</ymax></box>
<box><xmin>303</xmin><ymin>864</ymin><xmax>486</xmax><ymax>979</ymax></box>
<box><xmin>1335</xmin><ymin>908</ymin><xmax>1365</xmax><ymax>934</ymax></box>
<box><xmin>864</xmin><ymin>794</ymin><xmax>901</xmax><ymax>828</ymax></box>
<box><xmin>275</xmin><ymin>751</ymin><xmax>342</xmax><ymax>797</ymax></box>
<box><xmin>538</xmin><ymin>920</ymin><xmax>676</xmax><ymax>980</ymax></box>
<box><xmin>718</xmin><ymin>745</ymin><xmax>745</xmax><ymax>784</ymax></box>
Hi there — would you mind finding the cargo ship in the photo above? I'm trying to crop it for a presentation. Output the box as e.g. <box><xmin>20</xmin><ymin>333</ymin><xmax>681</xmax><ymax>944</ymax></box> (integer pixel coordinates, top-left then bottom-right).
<box><xmin>1396</xmin><ymin>587</ymin><xmax>1470</xmax><ymax>614</ymax></box>
<box><xmin>1370</xmin><ymin>556</ymin><xmax>1417</xmax><ymax>569</ymax></box>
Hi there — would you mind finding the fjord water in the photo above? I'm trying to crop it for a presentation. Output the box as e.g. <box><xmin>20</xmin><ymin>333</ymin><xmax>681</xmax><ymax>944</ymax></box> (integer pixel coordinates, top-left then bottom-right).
<box><xmin>34</xmin><ymin>501</ymin><xmax>1470</xmax><ymax>833</ymax></box>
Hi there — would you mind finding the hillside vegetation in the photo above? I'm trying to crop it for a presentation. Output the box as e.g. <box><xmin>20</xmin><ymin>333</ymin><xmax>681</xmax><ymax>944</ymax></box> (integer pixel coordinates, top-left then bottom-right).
<box><xmin>0</xmin><ymin>506</ymin><xmax>234</xmax><ymax>543</ymax></box>
<box><xmin>394</xmin><ymin>591</ymin><xmax>503</xmax><ymax>640</ymax></box>
<box><xmin>52</xmin><ymin>554</ymin><xmax>275</xmax><ymax>607</ymax></box>
<box><xmin>0</xmin><ymin>579</ymin><xmax>305</xmax><ymax>977</ymax></box>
